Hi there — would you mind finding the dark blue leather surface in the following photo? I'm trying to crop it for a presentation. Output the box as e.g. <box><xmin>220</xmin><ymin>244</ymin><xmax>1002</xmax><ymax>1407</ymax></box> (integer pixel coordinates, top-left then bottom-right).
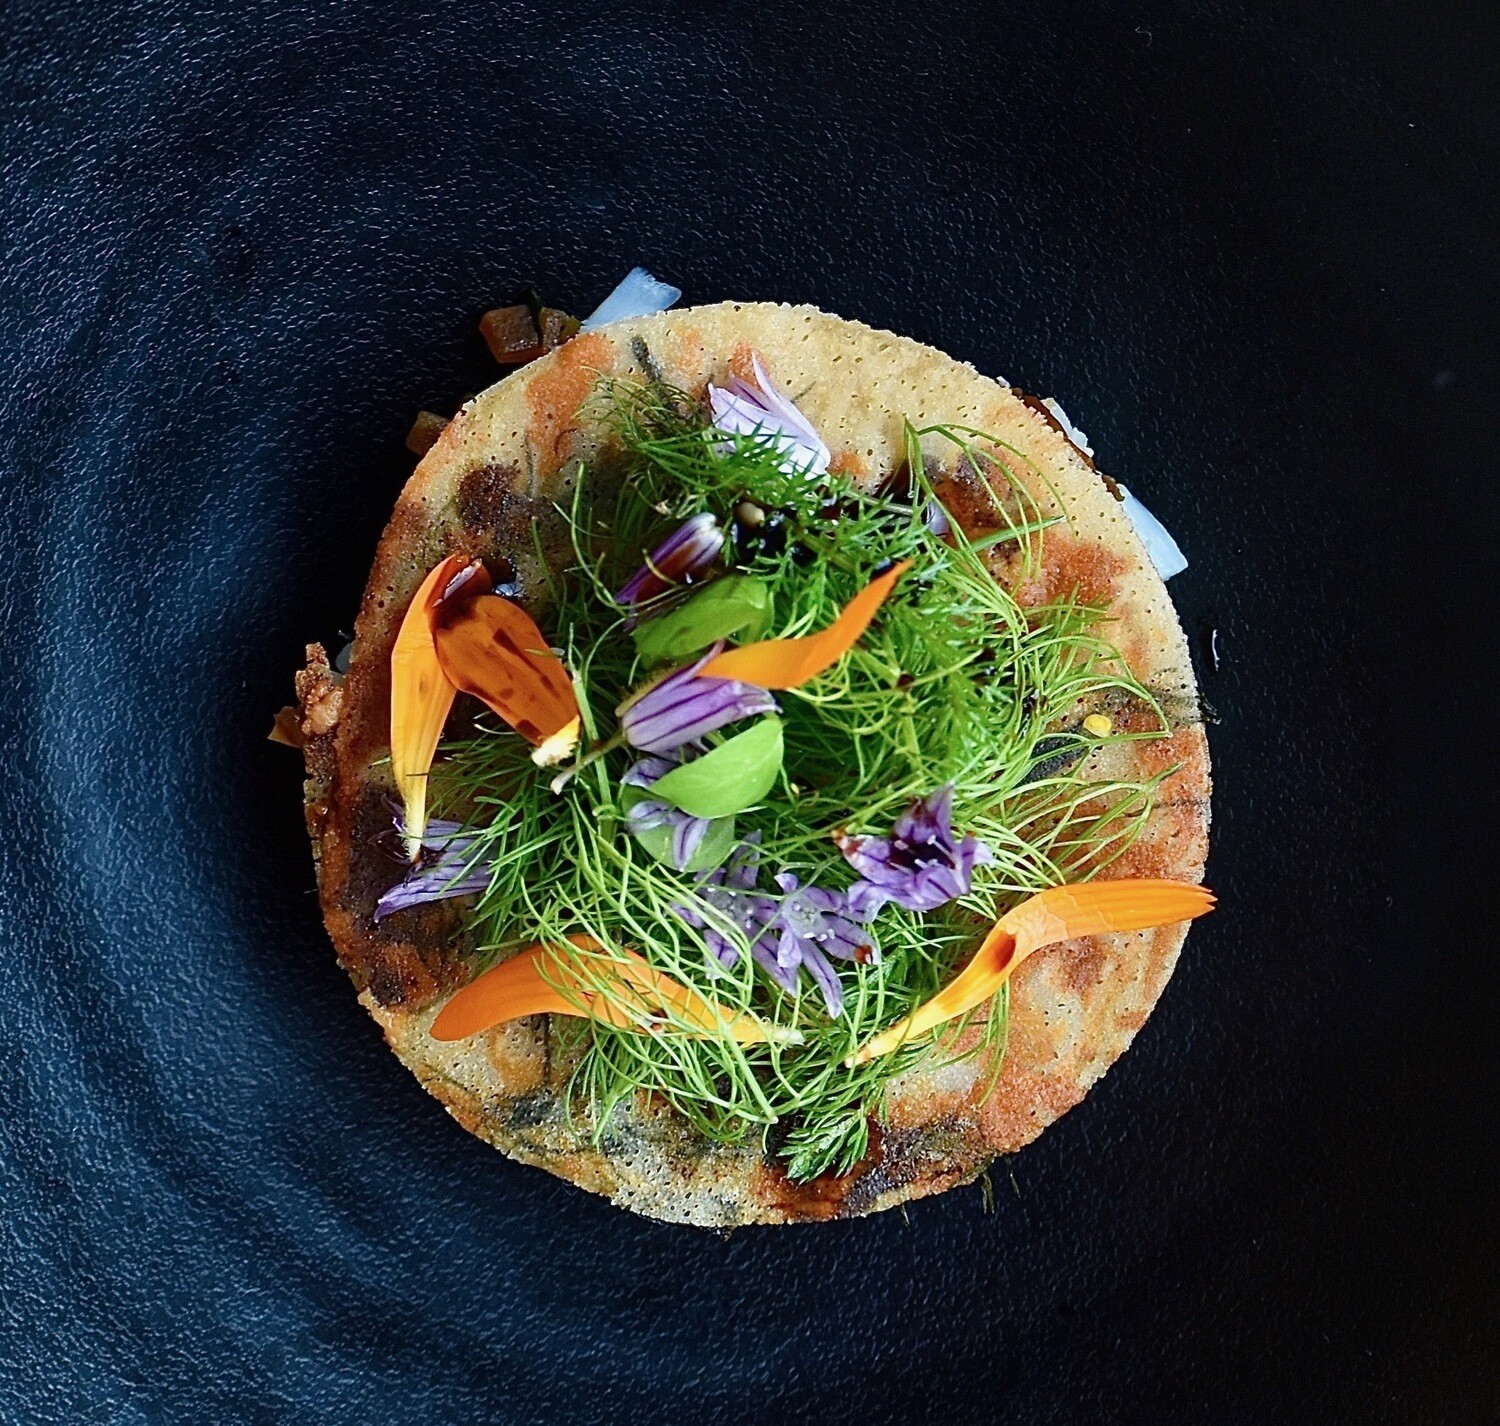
<box><xmin>2</xmin><ymin>3</ymin><xmax>1494</xmax><ymax>1421</ymax></box>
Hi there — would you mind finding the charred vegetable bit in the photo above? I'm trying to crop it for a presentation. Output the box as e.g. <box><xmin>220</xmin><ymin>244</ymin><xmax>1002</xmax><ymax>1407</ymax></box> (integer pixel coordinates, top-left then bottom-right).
<box><xmin>405</xmin><ymin>410</ymin><xmax>449</xmax><ymax>457</ymax></box>
<box><xmin>479</xmin><ymin>304</ymin><xmax>545</xmax><ymax>364</ymax></box>
<box><xmin>538</xmin><ymin>307</ymin><xmax>581</xmax><ymax>351</ymax></box>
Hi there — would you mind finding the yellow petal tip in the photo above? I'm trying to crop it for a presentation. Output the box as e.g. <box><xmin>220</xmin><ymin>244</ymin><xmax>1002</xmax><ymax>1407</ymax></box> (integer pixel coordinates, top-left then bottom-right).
<box><xmin>531</xmin><ymin>716</ymin><xmax>581</xmax><ymax>767</ymax></box>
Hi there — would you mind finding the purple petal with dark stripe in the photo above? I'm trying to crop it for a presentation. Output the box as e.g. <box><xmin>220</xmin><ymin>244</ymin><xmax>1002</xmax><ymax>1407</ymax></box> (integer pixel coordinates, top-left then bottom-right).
<box><xmin>799</xmin><ymin>942</ymin><xmax>845</xmax><ymax>1017</ymax></box>
<box><xmin>615</xmin><ymin>513</ymin><xmax>725</xmax><ymax>607</ymax></box>
<box><xmin>622</xmin><ymin>753</ymin><xmax>718</xmax><ymax>871</ymax></box>
<box><xmin>375</xmin><ymin>817</ymin><xmax>492</xmax><ymax>920</ymax></box>
<box><xmin>619</xmin><ymin>645</ymin><xmax>778</xmax><ymax>753</ymax></box>
<box><xmin>836</xmin><ymin>784</ymin><xmax>993</xmax><ymax>915</ymax></box>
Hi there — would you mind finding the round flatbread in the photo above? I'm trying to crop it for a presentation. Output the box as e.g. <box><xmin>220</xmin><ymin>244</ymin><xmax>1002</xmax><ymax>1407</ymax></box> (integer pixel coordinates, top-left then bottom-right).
<box><xmin>293</xmin><ymin>302</ymin><xmax>1211</xmax><ymax>1226</ymax></box>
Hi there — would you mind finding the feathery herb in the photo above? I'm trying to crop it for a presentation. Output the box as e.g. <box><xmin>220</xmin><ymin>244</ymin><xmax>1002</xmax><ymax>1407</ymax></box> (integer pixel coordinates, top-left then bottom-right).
<box><xmin>426</xmin><ymin>377</ymin><xmax>1170</xmax><ymax>1179</ymax></box>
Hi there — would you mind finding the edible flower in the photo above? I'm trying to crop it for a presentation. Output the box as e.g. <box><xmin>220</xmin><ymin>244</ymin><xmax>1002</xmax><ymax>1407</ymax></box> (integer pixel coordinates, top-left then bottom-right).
<box><xmin>618</xmin><ymin>643</ymin><xmax>778</xmax><ymax>754</ymax></box>
<box><xmin>709</xmin><ymin>354</ymin><xmax>831</xmax><ymax>478</ymax></box>
<box><xmin>375</xmin><ymin>816</ymin><xmax>492</xmax><ymax>921</ymax></box>
<box><xmin>699</xmin><ymin>560</ymin><xmax>911</xmax><ymax>689</ymax></box>
<box><xmin>673</xmin><ymin>836</ymin><xmax>877</xmax><ymax>1018</ymax></box>
<box><xmin>614</xmin><ymin>512</ymin><xmax>725</xmax><ymax>608</ymax></box>
<box><xmin>428</xmin><ymin>933</ymin><xmax>790</xmax><ymax>1045</ymax></box>
<box><xmin>389</xmin><ymin>555</ymin><xmax>470</xmax><ymax>857</ymax></box>
<box><xmin>835</xmin><ymin>784</ymin><xmax>992</xmax><ymax>917</ymax></box>
<box><xmin>621</xmin><ymin>755</ymin><xmax>719</xmax><ymax>872</ymax></box>
<box><xmin>672</xmin><ymin>834</ymin><xmax>774</xmax><ymax>968</ymax></box>
<box><xmin>846</xmin><ymin>879</ymin><xmax>1216</xmax><ymax>1065</ymax></box>
<box><xmin>765</xmin><ymin>872</ymin><xmax>879</xmax><ymax>1017</ymax></box>
<box><xmin>431</xmin><ymin>577</ymin><xmax>581</xmax><ymax>766</ymax></box>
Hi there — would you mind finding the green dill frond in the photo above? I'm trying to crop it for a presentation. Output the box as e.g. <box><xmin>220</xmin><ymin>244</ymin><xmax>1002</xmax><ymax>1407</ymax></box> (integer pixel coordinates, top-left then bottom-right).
<box><xmin>427</xmin><ymin>377</ymin><xmax>1171</xmax><ymax>1181</ymax></box>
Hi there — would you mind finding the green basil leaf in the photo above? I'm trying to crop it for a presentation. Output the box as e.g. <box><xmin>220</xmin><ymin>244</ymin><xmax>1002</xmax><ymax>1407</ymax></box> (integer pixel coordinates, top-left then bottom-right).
<box><xmin>618</xmin><ymin>785</ymin><xmax>737</xmax><ymax>872</ymax></box>
<box><xmin>632</xmin><ymin>574</ymin><xmax>772</xmax><ymax>664</ymax></box>
<box><xmin>649</xmin><ymin>717</ymin><xmax>784</xmax><ymax>819</ymax></box>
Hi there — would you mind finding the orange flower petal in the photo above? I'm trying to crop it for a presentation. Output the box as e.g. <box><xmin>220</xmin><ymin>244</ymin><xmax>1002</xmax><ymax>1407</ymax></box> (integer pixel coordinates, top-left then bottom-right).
<box><xmin>846</xmin><ymin>879</ymin><xmax>1214</xmax><ymax>1065</ymax></box>
<box><xmin>429</xmin><ymin>935</ymin><xmax>787</xmax><ymax>1044</ymax></box>
<box><xmin>432</xmin><ymin>594</ymin><xmax>581</xmax><ymax>765</ymax></box>
<box><xmin>390</xmin><ymin>556</ymin><xmax>472</xmax><ymax>857</ymax></box>
<box><xmin>698</xmin><ymin>560</ymin><xmax>912</xmax><ymax>689</ymax></box>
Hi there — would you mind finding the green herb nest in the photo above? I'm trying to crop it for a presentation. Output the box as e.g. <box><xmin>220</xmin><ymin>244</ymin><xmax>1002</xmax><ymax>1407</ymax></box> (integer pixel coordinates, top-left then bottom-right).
<box><xmin>430</xmin><ymin>378</ymin><xmax>1170</xmax><ymax>1181</ymax></box>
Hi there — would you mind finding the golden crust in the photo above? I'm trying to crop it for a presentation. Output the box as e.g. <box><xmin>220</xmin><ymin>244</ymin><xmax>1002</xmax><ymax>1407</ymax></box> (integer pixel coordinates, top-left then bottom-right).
<box><xmin>298</xmin><ymin>302</ymin><xmax>1211</xmax><ymax>1226</ymax></box>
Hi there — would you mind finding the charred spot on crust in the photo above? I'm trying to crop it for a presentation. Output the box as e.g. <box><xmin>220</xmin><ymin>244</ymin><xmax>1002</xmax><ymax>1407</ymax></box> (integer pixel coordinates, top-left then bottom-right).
<box><xmin>456</xmin><ymin>461</ymin><xmax>526</xmax><ymax>534</ymax></box>
<box><xmin>452</xmin><ymin>463</ymin><xmax>575</xmax><ymax>612</ymax></box>
<box><xmin>329</xmin><ymin>781</ymin><xmax>471</xmax><ymax>1007</ymax></box>
<box><xmin>755</xmin><ymin>1118</ymin><xmax>992</xmax><ymax>1220</ymax></box>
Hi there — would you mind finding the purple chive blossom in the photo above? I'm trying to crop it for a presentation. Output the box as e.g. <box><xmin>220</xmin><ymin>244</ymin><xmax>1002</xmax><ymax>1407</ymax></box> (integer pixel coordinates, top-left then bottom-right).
<box><xmin>615</xmin><ymin>512</ymin><xmax>725</xmax><ymax>608</ymax></box>
<box><xmin>673</xmin><ymin>834</ymin><xmax>776</xmax><ymax>970</ymax></box>
<box><xmin>835</xmin><ymin>784</ymin><xmax>993</xmax><ymax>918</ymax></box>
<box><xmin>672</xmin><ymin>836</ymin><xmax>878</xmax><ymax>1018</ymax></box>
<box><xmin>621</xmin><ymin>754</ymin><xmax>714</xmax><ymax>871</ymax></box>
<box><xmin>618</xmin><ymin>643</ymin><xmax>778</xmax><ymax>754</ymax></box>
<box><xmin>375</xmin><ymin>817</ymin><xmax>492</xmax><ymax>921</ymax></box>
<box><xmin>766</xmin><ymin>872</ymin><xmax>879</xmax><ymax>1018</ymax></box>
<box><xmin>709</xmin><ymin>354</ymin><xmax>831</xmax><ymax>478</ymax></box>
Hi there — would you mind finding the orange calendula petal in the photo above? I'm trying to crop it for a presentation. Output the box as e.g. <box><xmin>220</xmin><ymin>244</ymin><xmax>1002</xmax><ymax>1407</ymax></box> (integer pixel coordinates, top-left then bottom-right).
<box><xmin>429</xmin><ymin>935</ymin><xmax>790</xmax><ymax>1045</ymax></box>
<box><xmin>846</xmin><ymin>879</ymin><xmax>1214</xmax><ymax>1065</ymax></box>
<box><xmin>432</xmin><ymin>594</ymin><xmax>581</xmax><ymax>766</ymax></box>
<box><xmin>390</xmin><ymin>555</ymin><xmax>473</xmax><ymax>858</ymax></box>
<box><xmin>698</xmin><ymin>559</ymin><xmax>912</xmax><ymax>689</ymax></box>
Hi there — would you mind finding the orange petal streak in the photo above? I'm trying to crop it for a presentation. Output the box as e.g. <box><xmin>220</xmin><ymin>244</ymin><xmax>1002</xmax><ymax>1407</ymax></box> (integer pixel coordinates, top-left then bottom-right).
<box><xmin>698</xmin><ymin>560</ymin><xmax>912</xmax><ymax>689</ymax></box>
<box><xmin>429</xmin><ymin>935</ymin><xmax>784</xmax><ymax>1044</ymax></box>
<box><xmin>390</xmin><ymin>556</ymin><xmax>471</xmax><ymax>857</ymax></box>
<box><xmin>432</xmin><ymin>594</ymin><xmax>580</xmax><ymax>764</ymax></box>
<box><xmin>847</xmin><ymin>879</ymin><xmax>1214</xmax><ymax>1065</ymax></box>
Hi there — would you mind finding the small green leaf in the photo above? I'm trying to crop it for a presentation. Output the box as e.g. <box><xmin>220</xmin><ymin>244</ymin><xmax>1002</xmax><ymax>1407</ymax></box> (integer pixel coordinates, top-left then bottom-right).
<box><xmin>632</xmin><ymin>574</ymin><xmax>772</xmax><ymax>664</ymax></box>
<box><xmin>619</xmin><ymin>785</ymin><xmax>737</xmax><ymax>872</ymax></box>
<box><xmin>649</xmin><ymin>717</ymin><xmax>784</xmax><ymax>819</ymax></box>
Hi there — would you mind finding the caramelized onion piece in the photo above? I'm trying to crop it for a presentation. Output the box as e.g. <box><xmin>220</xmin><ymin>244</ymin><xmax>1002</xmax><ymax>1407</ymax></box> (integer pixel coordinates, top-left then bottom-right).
<box><xmin>404</xmin><ymin>410</ymin><xmax>448</xmax><ymax>457</ymax></box>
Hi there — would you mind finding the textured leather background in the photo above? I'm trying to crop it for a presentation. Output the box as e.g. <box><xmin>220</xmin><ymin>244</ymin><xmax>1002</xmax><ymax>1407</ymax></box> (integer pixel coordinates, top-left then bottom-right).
<box><xmin>1</xmin><ymin>2</ymin><xmax>1494</xmax><ymax>1422</ymax></box>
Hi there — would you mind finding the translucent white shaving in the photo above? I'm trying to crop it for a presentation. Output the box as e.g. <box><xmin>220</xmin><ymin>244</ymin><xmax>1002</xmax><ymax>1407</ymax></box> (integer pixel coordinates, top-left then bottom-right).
<box><xmin>579</xmin><ymin>267</ymin><xmax>682</xmax><ymax>331</ymax></box>
<box><xmin>1042</xmin><ymin>395</ymin><xmax>1188</xmax><ymax>579</ymax></box>
<box><xmin>1041</xmin><ymin>397</ymin><xmax>1094</xmax><ymax>458</ymax></box>
<box><xmin>1117</xmin><ymin>485</ymin><xmax>1189</xmax><ymax>579</ymax></box>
